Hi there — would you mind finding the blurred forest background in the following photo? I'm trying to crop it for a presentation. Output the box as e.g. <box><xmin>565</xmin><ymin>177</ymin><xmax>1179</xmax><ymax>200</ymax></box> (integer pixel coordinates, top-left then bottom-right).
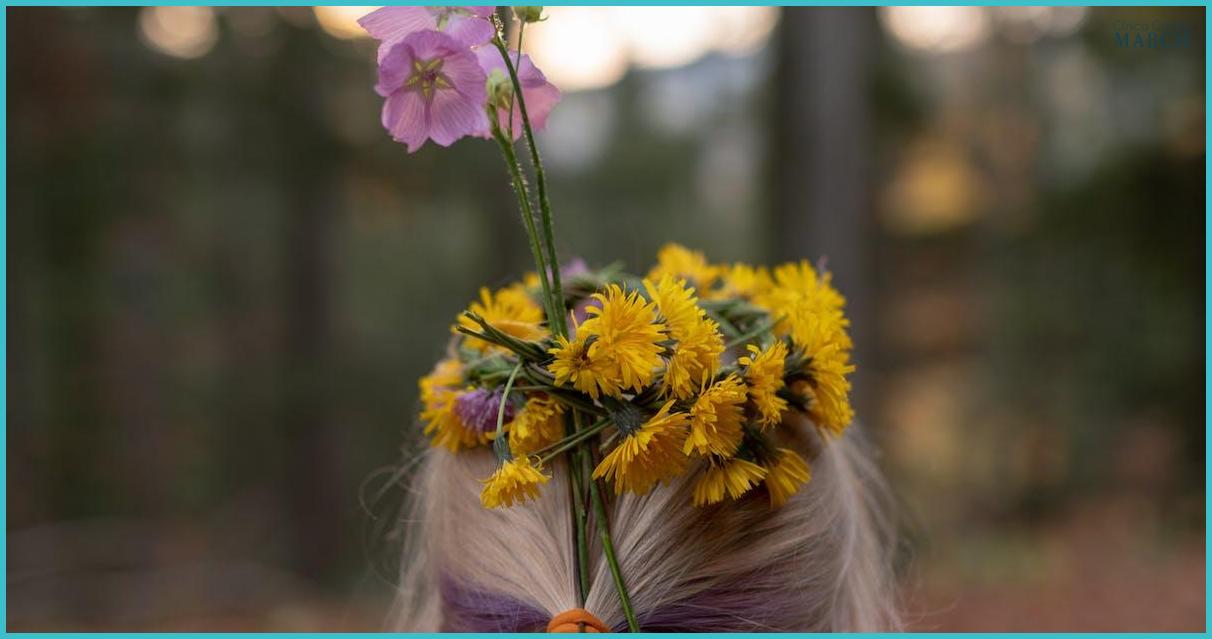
<box><xmin>7</xmin><ymin>5</ymin><xmax>1204</xmax><ymax>631</ymax></box>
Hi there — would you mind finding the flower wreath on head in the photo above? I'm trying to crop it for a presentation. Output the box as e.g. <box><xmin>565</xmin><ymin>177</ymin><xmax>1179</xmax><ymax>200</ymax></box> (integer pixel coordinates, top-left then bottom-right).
<box><xmin>359</xmin><ymin>7</ymin><xmax>856</xmax><ymax>632</ymax></box>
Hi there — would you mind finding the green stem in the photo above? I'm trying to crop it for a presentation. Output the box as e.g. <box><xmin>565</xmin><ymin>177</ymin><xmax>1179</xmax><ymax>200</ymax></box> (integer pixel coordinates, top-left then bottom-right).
<box><xmin>454</xmin><ymin>322</ymin><xmax>545</xmax><ymax>362</ymax></box>
<box><xmin>494</xmin><ymin>362</ymin><xmax>523</xmax><ymax>441</ymax></box>
<box><xmin>567</xmin><ymin>413</ymin><xmax>591</xmax><ymax>605</ymax></box>
<box><xmin>589</xmin><ymin>473</ymin><xmax>640</xmax><ymax>631</ymax></box>
<box><xmin>536</xmin><ymin>418</ymin><xmax>611</xmax><ymax>464</ymax></box>
<box><xmin>505</xmin><ymin>22</ymin><xmax>524</xmax><ymax>141</ymax></box>
<box><xmin>493</xmin><ymin>35</ymin><xmax>567</xmax><ymax>340</ymax></box>
<box><xmin>490</xmin><ymin>125</ymin><xmax>562</xmax><ymax>333</ymax></box>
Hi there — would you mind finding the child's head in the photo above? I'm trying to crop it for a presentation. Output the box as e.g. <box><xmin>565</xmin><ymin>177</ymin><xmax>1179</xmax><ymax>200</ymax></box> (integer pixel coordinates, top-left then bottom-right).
<box><xmin>390</xmin><ymin>416</ymin><xmax>901</xmax><ymax>632</ymax></box>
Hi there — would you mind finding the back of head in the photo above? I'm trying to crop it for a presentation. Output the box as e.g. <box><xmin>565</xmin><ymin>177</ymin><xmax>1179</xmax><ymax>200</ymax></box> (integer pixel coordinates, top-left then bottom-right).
<box><xmin>390</xmin><ymin>416</ymin><xmax>901</xmax><ymax>632</ymax></box>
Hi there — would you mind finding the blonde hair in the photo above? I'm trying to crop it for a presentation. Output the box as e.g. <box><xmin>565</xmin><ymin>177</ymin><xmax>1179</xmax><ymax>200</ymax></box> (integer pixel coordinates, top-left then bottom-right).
<box><xmin>389</xmin><ymin>415</ymin><xmax>901</xmax><ymax>631</ymax></box>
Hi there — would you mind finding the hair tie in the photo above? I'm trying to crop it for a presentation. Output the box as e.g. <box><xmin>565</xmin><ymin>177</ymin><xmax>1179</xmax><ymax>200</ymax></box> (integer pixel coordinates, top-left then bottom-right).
<box><xmin>547</xmin><ymin>608</ymin><xmax>610</xmax><ymax>633</ymax></box>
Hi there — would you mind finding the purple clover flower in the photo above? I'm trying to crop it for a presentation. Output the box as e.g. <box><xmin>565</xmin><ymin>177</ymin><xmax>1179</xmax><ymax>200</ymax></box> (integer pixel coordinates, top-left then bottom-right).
<box><xmin>374</xmin><ymin>30</ymin><xmax>489</xmax><ymax>153</ymax></box>
<box><xmin>455</xmin><ymin>388</ymin><xmax>515</xmax><ymax>435</ymax></box>
<box><xmin>475</xmin><ymin>47</ymin><xmax>562</xmax><ymax>141</ymax></box>
<box><xmin>561</xmin><ymin>258</ymin><xmax>590</xmax><ymax>279</ymax></box>
<box><xmin>359</xmin><ymin>6</ymin><xmax>495</xmax><ymax>63</ymax></box>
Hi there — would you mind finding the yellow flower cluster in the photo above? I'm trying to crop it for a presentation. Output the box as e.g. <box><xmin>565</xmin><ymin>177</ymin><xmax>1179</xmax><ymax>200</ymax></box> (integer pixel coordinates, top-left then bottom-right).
<box><xmin>425</xmin><ymin>243</ymin><xmax>856</xmax><ymax>510</ymax></box>
<box><xmin>548</xmin><ymin>284</ymin><xmax>666</xmax><ymax>399</ymax></box>
<box><xmin>753</xmin><ymin>261</ymin><xmax>855</xmax><ymax>436</ymax></box>
<box><xmin>645</xmin><ymin>275</ymin><xmax>725</xmax><ymax>400</ymax></box>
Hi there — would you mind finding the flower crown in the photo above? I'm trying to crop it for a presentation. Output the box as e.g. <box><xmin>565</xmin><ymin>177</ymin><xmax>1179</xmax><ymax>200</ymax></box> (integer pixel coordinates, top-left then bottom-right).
<box><xmin>422</xmin><ymin>243</ymin><xmax>855</xmax><ymax>510</ymax></box>
<box><xmin>359</xmin><ymin>7</ymin><xmax>856</xmax><ymax>630</ymax></box>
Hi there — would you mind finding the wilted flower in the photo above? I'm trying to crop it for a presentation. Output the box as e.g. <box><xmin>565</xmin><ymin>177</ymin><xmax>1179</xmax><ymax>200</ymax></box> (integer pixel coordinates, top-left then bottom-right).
<box><xmin>359</xmin><ymin>6</ymin><xmax>496</xmax><ymax>61</ymax></box>
<box><xmin>476</xmin><ymin>47</ymin><xmax>561</xmax><ymax>140</ymax></box>
<box><xmin>374</xmin><ymin>30</ymin><xmax>490</xmax><ymax>152</ymax></box>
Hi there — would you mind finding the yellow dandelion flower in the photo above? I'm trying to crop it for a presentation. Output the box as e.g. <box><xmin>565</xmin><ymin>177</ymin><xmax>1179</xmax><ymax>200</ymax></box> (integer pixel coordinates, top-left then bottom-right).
<box><xmin>706</xmin><ymin>263</ymin><xmax>774</xmax><ymax>301</ymax></box>
<box><xmin>765</xmin><ymin>260</ymin><xmax>846</xmax><ymax>313</ymax></box>
<box><xmin>647</xmin><ymin>242</ymin><xmax>719</xmax><ymax>289</ymax></box>
<box><xmin>551</xmin><ymin>284</ymin><xmax>664</xmax><ymax>397</ymax></box>
<box><xmin>418</xmin><ymin>359</ymin><xmax>484</xmax><ymax>451</ymax></box>
<box><xmin>796</xmin><ymin>346</ymin><xmax>856</xmax><ymax>436</ymax></box>
<box><xmin>783</xmin><ymin>310</ymin><xmax>856</xmax><ymax>435</ymax></box>
<box><xmin>547</xmin><ymin>335</ymin><xmax>622</xmax><ymax>400</ymax></box>
<box><xmin>509</xmin><ymin>394</ymin><xmax>566</xmax><ymax>456</ymax></box>
<box><xmin>419</xmin><ymin>358</ymin><xmax>463</xmax><ymax>402</ymax></box>
<box><xmin>755</xmin><ymin>261</ymin><xmax>849</xmax><ymax>347</ymax></box>
<box><xmin>685</xmin><ymin>374</ymin><xmax>746</xmax><ymax>457</ymax></box>
<box><xmin>784</xmin><ymin>309</ymin><xmax>851</xmax><ymax>357</ymax></box>
<box><xmin>480</xmin><ymin>456</ymin><xmax>551</xmax><ymax>508</ymax></box>
<box><xmin>738</xmin><ymin>342</ymin><xmax>789</xmax><ymax>428</ymax></box>
<box><xmin>583</xmin><ymin>284</ymin><xmax>666</xmax><ymax>391</ymax></box>
<box><xmin>644</xmin><ymin>275</ymin><xmax>724</xmax><ymax>399</ymax></box>
<box><xmin>455</xmin><ymin>284</ymin><xmax>547</xmax><ymax>353</ymax></box>
<box><xmin>593</xmin><ymin>400</ymin><xmax>689</xmax><ymax>495</ymax></box>
<box><xmin>644</xmin><ymin>275</ymin><xmax>701</xmax><ymax>334</ymax></box>
<box><xmin>692</xmin><ymin>457</ymin><xmax>768</xmax><ymax>506</ymax></box>
<box><xmin>763</xmin><ymin>448</ymin><xmax>812</xmax><ymax>507</ymax></box>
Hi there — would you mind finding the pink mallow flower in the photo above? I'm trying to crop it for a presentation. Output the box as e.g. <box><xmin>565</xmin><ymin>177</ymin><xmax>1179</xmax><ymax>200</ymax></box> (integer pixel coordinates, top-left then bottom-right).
<box><xmin>375</xmin><ymin>30</ymin><xmax>489</xmax><ymax>152</ymax></box>
<box><xmin>475</xmin><ymin>47</ymin><xmax>561</xmax><ymax>140</ymax></box>
<box><xmin>359</xmin><ymin>6</ymin><xmax>496</xmax><ymax>62</ymax></box>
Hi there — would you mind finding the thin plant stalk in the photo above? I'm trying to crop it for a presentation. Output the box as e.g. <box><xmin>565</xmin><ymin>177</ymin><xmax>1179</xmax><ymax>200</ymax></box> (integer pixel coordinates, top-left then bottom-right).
<box><xmin>589</xmin><ymin>473</ymin><xmax>640</xmax><ymax>631</ymax></box>
<box><xmin>505</xmin><ymin>21</ymin><xmax>525</xmax><ymax>141</ymax></box>
<box><xmin>566</xmin><ymin>412</ymin><xmax>591</xmax><ymax>604</ymax></box>
<box><xmin>495</xmin><ymin>17</ymin><xmax>637</xmax><ymax>630</ymax></box>
<box><xmin>492</xmin><ymin>34</ymin><xmax>567</xmax><ymax>339</ymax></box>
<box><xmin>490</xmin><ymin>124</ymin><xmax>562</xmax><ymax>333</ymax></box>
<box><xmin>494</xmin><ymin>362</ymin><xmax>523</xmax><ymax>440</ymax></box>
<box><xmin>535</xmin><ymin>418</ymin><xmax>611</xmax><ymax>463</ymax></box>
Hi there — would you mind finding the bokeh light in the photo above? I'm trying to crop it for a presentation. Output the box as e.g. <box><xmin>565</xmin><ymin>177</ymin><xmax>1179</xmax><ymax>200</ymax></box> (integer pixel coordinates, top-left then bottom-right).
<box><xmin>525</xmin><ymin>8</ymin><xmax>629</xmax><ymax>92</ymax></box>
<box><xmin>614</xmin><ymin>7</ymin><xmax>718</xmax><ymax>69</ymax></box>
<box><xmin>879</xmin><ymin>6</ymin><xmax>992</xmax><ymax>54</ymax></box>
<box><xmin>137</xmin><ymin>6</ymin><xmax>219</xmax><ymax>60</ymax></box>
<box><xmin>528</xmin><ymin>7</ymin><xmax>778</xmax><ymax>91</ymax></box>
<box><xmin>303</xmin><ymin>7</ymin><xmax>779</xmax><ymax>93</ymax></box>
<box><xmin>313</xmin><ymin>6</ymin><xmax>378</xmax><ymax>40</ymax></box>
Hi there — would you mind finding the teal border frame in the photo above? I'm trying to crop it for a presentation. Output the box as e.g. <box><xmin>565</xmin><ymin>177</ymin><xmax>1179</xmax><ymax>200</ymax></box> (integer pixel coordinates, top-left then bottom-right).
<box><xmin>0</xmin><ymin>2</ymin><xmax>1206</xmax><ymax>636</ymax></box>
